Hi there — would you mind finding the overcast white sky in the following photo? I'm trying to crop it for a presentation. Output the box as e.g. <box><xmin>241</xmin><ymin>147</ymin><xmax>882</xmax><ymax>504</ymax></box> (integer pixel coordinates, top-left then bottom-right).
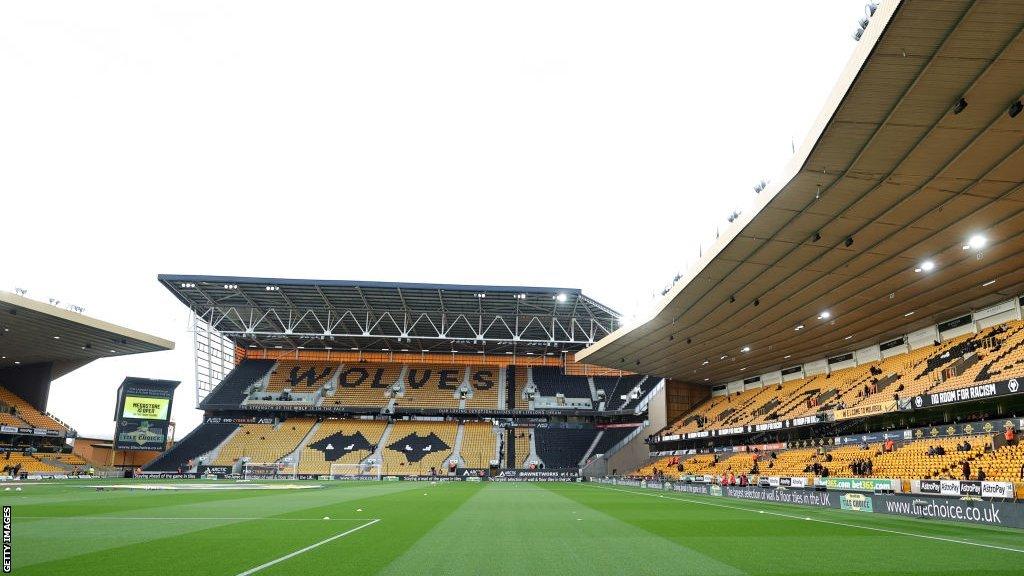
<box><xmin>0</xmin><ymin>0</ymin><xmax>868</xmax><ymax>440</ymax></box>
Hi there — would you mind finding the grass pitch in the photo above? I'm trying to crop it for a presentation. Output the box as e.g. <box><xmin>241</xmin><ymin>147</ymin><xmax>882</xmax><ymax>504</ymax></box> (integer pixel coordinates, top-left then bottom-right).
<box><xmin>4</xmin><ymin>479</ymin><xmax>1024</xmax><ymax>575</ymax></box>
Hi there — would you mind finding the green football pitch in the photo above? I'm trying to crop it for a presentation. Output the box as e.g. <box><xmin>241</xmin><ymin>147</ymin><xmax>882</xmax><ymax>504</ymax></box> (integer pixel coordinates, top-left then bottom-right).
<box><xmin>4</xmin><ymin>479</ymin><xmax>1023</xmax><ymax>575</ymax></box>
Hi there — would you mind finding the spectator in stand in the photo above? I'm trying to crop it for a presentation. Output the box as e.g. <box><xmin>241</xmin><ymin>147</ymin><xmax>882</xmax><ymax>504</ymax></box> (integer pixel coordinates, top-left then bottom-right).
<box><xmin>884</xmin><ymin>438</ymin><xmax>895</xmax><ymax>452</ymax></box>
<box><xmin>1005</xmin><ymin>426</ymin><xmax>1017</xmax><ymax>446</ymax></box>
<box><xmin>927</xmin><ymin>445</ymin><xmax>936</xmax><ymax>457</ymax></box>
<box><xmin>963</xmin><ymin>439</ymin><xmax>972</xmax><ymax>451</ymax></box>
<box><xmin>935</xmin><ymin>445</ymin><xmax>945</xmax><ymax>456</ymax></box>
<box><xmin>977</xmin><ymin>468</ymin><xmax>986</xmax><ymax>482</ymax></box>
<box><xmin>962</xmin><ymin>461</ymin><xmax>971</xmax><ymax>480</ymax></box>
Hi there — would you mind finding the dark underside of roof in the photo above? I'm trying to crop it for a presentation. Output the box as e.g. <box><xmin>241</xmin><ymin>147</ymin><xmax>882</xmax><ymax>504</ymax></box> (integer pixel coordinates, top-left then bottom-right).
<box><xmin>579</xmin><ymin>0</ymin><xmax>1024</xmax><ymax>383</ymax></box>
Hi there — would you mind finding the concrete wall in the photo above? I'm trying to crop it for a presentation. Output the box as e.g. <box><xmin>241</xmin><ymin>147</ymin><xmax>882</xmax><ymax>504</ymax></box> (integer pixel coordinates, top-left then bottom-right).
<box><xmin>599</xmin><ymin>385</ymin><xmax>669</xmax><ymax>477</ymax></box>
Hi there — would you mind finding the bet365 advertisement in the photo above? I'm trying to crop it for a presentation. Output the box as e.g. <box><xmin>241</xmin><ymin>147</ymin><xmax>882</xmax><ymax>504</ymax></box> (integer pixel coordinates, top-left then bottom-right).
<box><xmin>113</xmin><ymin>378</ymin><xmax>180</xmax><ymax>451</ymax></box>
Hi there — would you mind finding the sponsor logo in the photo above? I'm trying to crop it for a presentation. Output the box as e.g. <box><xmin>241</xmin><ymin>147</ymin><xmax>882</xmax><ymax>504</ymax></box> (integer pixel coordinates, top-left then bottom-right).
<box><xmin>959</xmin><ymin>481</ymin><xmax>982</xmax><ymax>497</ymax></box>
<box><xmin>981</xmin><ymin>482</ymin><xmax>1014</xmax><ymax>499</ymax></box>
<box><xmin>840</xmin><ymin>493</ymin><xmax>873</xmax><ymax>513</ymax></box>
<box><xmin>1010</xmin><ymin>379</ymin><xmax>1020</xmax><ymax>393</ymax></box>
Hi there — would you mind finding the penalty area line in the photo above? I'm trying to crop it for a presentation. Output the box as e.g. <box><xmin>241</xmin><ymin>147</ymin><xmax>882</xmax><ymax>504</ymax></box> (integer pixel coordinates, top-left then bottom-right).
<box><xmin>586</xmin><ymin>484</ymin><xmax>1024</xmax><ymax>555</ymax></box>
<box><xmin>235</xmin><ymin>518</ymin><xmax>381</xmax><ymax>576</ymax></box>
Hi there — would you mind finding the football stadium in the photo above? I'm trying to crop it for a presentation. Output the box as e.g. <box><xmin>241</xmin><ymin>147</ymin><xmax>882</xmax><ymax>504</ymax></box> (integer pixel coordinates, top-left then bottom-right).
<box><xmin>5</xmin><ymin>0</ymin><xmax>1024</xmax><ymax>574</ymax></box>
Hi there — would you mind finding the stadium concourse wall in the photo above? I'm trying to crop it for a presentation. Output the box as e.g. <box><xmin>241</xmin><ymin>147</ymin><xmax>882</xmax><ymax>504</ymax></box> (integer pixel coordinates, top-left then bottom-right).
<box><xmin>594</xmin><ymin>478</ymin><xmax>1024</xmax><ymax>529</ymax></box>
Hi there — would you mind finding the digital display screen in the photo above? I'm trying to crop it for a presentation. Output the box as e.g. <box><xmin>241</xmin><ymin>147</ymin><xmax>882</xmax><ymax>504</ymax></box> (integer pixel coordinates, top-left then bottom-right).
<box><xmin>121</xmin><ymin>396</ymin><xmax>170</xmax><ymax>420</ymax></box>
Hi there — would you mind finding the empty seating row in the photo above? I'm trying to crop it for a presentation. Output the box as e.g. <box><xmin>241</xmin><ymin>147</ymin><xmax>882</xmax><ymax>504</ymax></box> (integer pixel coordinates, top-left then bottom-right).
<box><xmin>534</xmin><ymin>427</ymin><xmax>598</xmax><ymax>469</ymax></box>
<box><xmin>213</xmin><ymin>419</ymin><xmax>316</xmax><ymax>466</ymax></box>
<box><xmin>144</xmin><ymin>421</ymin><xmax>239</xmax><ymax>471</ymax></box>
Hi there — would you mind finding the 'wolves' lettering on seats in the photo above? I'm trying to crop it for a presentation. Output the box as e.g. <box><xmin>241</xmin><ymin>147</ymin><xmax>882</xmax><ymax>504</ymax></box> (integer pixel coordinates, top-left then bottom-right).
<box><xmin>387</xmin><ymin>432</ymin><xmax>450</xmax><ymax>463</ymax></box>
<box><xmin>289</xmin><ymin>366</ymin><xmax>332</xmax><ymax>388</ymax></box>
<box><xmin>471</xmin><ymin>369</ymin><xmax>494</xmax><ymax>390</ymax></box>
<box><xmin>308</xmin><ymin>431</ymin><xmax>373</xmax><ymax>461</ymax></box>
<box><xmin>438</xmin><ymin>370</ymin><xmax>461</xmax><ymax>390</ymax></box>
<box><xmin>405</xmin><ymin>368</ymin><xmax>461</xmax><ymax>389</ymax></box>
<box><xmin>339</xmin><ymin>367</ymin><xmax>394</xmax><ymax>388</ymax></box>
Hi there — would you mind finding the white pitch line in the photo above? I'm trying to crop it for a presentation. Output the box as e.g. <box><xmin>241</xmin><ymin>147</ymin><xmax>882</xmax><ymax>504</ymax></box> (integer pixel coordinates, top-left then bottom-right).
<box><xmin>587</xmin><ymin>484</ymin><xmax>1024</xmax><ymax>555</ymax></box>
<box><xmin>235</xmin><ymin>518</ymin><xmax>381</xmax><ymax>576</ymax></box>
<box><xmin>17</xmin><ymin>516</ymin><xmax>371</xmax><ymax>521</ymax></box>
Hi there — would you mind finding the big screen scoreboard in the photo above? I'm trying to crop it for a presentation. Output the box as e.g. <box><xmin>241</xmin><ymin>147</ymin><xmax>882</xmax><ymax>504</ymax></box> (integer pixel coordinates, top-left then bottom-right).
<box><xmin>113</xmin><ymin>377</ymin><xmax>180</xmax><ymax>451</ymax></box>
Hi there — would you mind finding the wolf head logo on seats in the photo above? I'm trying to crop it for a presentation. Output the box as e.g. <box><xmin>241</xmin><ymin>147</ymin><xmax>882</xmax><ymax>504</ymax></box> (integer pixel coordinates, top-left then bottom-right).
<box><xmin>387</xmin><ymin>432</ymin><xmax>450</xmax><ymax>463</ymax></box>
<box><xmin>308</xmin><ymin>432</ymin><xmax>373</xmax><ymax>461</ymax></box>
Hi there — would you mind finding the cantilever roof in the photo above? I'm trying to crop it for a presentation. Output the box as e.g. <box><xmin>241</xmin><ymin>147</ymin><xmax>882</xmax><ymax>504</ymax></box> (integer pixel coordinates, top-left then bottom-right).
<box><xmin>158</xmin><ymin>274</ymin><xmax>621</xmax><ymax>355</ymax></box>
<box><xmin>0</xmin><ymin>291</ymin><xmax>175</xmax><ymax>378</ymax></box>
<box><xmin>579</xmin><ymin>0</ymin><xmax>1024</xmax><ymax>383</ymax></box>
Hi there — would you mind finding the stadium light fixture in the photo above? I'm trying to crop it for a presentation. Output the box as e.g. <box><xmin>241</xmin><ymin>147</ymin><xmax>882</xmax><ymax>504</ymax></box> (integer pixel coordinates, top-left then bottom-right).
<box><xmin>741</xmin><ymin>346</ymin><xmax>750</xmax><ymax>353</ymax></box>
<box><xmin>783</xmin><ymin>355</ymin><xmax>791</xmax><ymax>359</ymax></box>
<box><xmin>794</xmin><ymin>324</ymin><xmax>805</xmax><ymax>331</ymax></box>
<box><xmin>702</xmin><ymin>360</ymin><xmax>709</xmax><ymax>365</ymax></box>
<box><xmin>953</xmin><ymin>98</ymin><xmax>968</xmax><ymax>115</ymax></box>
<box><xmin>844</xmin><ymin>335</ymin><xmax>853</xmax><ymax>340</ymax></box>
<box><xmin>904</xmin><ymin>311</ymin><xmax>915</xmax><ymax>317</ymax></box>
<box><xmin>740</xmin><ymin>367</ymin><xmax>747</xmax><ymax>371</ymax></box>
<box><xmin>914</xmin><ymin>260</ymin><xmax>935</xmax><ymax>273</ymax></box>
<box><xmin>53</xmin><ymin>336</ymin><xmax>60</xmax><ymax>339</ymax></box>
<box><xmin>817</xmin><ymin>311</ymin><xmax>831</xmax><ymax>320</ymax></box>
<box><xmin>963</xmin><ymin>234</ymin><xmax>986</xmax><ymax>250</ymax></box>
<box><xmin>719</xmin><ymin>355</ymin><xmax>727</xmax><ymax>360</ymax></box>
<box><xmin>704</xmin><ymin>378</ymin><xmax>710</xmax><ymax>382</ymax></box>
<box><xmin>555</xmin><ymin>293</ymin><xmax>567</xmax><ymax>302</ymax></box>
<box><xmin>982</xmin><ymin>280</ymin><xmax>996</xmax><ymax>287</ymax></box>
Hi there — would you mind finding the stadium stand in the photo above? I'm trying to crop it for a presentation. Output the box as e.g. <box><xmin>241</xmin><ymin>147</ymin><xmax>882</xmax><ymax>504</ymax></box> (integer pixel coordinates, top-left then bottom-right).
<box><xmin>0</xmin><ymin>413</ymin><xmax>27</xmax><ymax>428</ymax></box>
<box><xmin>590</xmin><ymin>427</ymin><xmax>633</xmax><ymax>457</ymax></box>
<box><xmin>872</xmin><ymin>436</ymin><xmax>990</xmax><ymax>481</ymax></box>
<box><xmin>399</xmin><ymin>365</ymin><xmax>465</xmax><ymax>409</ymax></box>
<box><xmin>330</xmin><ymin>363</ymin><xmax>399</xmax><ymax>407</ymax></box>
<box><xmin>459</xmin><ymin>422</ymin><xmax>498</xmax><ymax>468</ymax></box>
<box><xmin>144</xmin><ymin>421</ymin><xmax>239</xmax><ymax>472</ymax></box>
<box><xmin>974</xmin><ymin>442</ymin><xmax>1024</xmax><ymax>483</ymax></box>
<box><xmin>594</xmin><ymin>375</ymin><xmax>643</xmax><ymax>409</ymax></box>
<box><xmin>535</xmin><ymin>428</ymin><xmax>598</xmax><ymax>469</ymax></box>
<box><xmin>201</xmin><ymin>360</ymin><xmax>275</xmax><ymax>408</ymax></box>
<box><xmin>266</xmin><ymin>362</ymin><xmax>337</xmax><ymax>393</ymax></box>
<box><xmin>464</xmin><ymin>366</ymin><xmax>501</xmax><ymax>409</ymax></box>
<box><xmin>0</xmin><ymin>386</ymin><xmax>68</xmax><ymax>432</ymax></box>
<box><xmin>298</xmin><ymin>419</ymin><xmax>388</xmax><ymax>475</ymax></box>
<box><xmin>663</xmin><ymin>320</ymin><xmax>1024</xmax><ymax>441</ymax></box>
<box><xmin>1</xmin><ymin>453</ymin><xmax>63</xmax><ymax>474</ymax></box>
<box><xmin>531</xmin><ymin>367</ymin><xmax>592</xmax><ymax>399</ymax></box>
<box><xmin>633</xmin><ymin>455</ymin><xmax>681</xmax><ymax>479</ymax></box>
<box><xmin>381</xmin><ymin>420</ymin><xmax>457</xmax><ymax>475</ymax></box>
<box><xmin>512</xmin><ymin>428</ymin><xmax>532</xmax><ymax>467</ymax></box>
<box><xmin>212</xmin><ymin>419</ymin><xmax>315</xmax><ymax>467</ymax></box>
